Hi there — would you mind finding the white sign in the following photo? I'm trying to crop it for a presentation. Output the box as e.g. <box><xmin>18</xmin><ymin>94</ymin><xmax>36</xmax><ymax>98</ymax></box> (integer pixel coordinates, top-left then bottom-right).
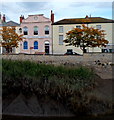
<box><xmin>24</xmin><ymin>36</ymin><xmax>50</xmax><ymax>39</ymax></box>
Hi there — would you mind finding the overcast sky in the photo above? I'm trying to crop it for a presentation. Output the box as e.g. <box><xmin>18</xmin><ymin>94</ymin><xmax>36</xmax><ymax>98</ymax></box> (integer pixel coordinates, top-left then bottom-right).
<box><xmin>0</xmin><ymin>0</ymin><xmax>113</xmax><ymax>23</ymax></box>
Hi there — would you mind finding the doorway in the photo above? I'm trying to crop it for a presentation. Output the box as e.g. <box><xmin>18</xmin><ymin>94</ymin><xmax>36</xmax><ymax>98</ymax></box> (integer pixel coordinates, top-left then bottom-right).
<box><xmin>45</xmin><ymin>41</ymin><xmax>50</xmax><ymax>55</ymax></box>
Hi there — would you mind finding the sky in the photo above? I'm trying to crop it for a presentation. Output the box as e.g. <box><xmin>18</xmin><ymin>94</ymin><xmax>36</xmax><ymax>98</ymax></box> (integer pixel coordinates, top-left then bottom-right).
<box><xmin>0</xmin><ymin>0</ymin><xmax>113</xmax><ymax>23</ymax></box>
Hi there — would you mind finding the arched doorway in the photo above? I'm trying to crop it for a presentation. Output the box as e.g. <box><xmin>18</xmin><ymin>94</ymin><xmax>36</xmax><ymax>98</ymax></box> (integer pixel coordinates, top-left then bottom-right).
<box><xmin>45</xmin><ymin>41</ymin><xmax>49</xmax><ymax>55</ymax></box>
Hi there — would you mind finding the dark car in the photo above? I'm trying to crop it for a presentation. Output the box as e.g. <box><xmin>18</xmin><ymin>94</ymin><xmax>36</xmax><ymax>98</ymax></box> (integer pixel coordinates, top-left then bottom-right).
<box><xmin>64</xmin><ymin>51</ymin><xmax>82</xmax><ymax>56</ymax></box>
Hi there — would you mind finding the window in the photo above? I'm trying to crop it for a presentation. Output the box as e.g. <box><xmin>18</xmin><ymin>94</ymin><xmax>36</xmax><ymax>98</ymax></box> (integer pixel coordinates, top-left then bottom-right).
<box><xmin>59</xmin><ymin>26</ymin><xmax>63</xmax><ymax>33</ymax></box>
<box><xmin>45</xmin><ymin>26</ymin><xmax>49</xmax><ymax>34</ymax></box>
<box><xmin>23</xmin><ymin>27</ymin><xmax>28</xmax><ymax>35</ymax></box>
<box><xmin>96</xmin><ymin>25</ymin><xmax>101</xmax><ymax>29</ymax></box>
<box><xmin>34</xmin><ymin>16</ymin><xmax>38</xmax><ymax>20</ymax></box>
<box><xmin>34</xmin><ymin>41</ymin><xmax>38</xmax><ymax>49</ymax></box>
<box><xmin>67</xmin><ymin>49</ymin><xmax>73</xmax><ymax>54</ymax></box>
<box><xmin>59</xmin><ymin>35</ymin><xmax>63</xmax><ymax>45</ymax></box>
<box><xmin>19</xmin><ymin>28</ymin><xmax>22</xmax><ymax>33</ymax></box>
<box><xmin>76</xmin><ymin>26</ymin><xmax>81</xmax><ymax>29</ymax></box>
<box><xmin>34</xmin><ymin>26</ymin><xmax>38</xmax><ymax>35</ymax></box>
<box><xmin>102</xmin><ymin>49</ymin><xmax>114</xmax><ymax>53</ymax></box>
<box><xmin>23</xmin><ymin>41</ymin><xmax>28</xmax><ymax>49</ymax></box>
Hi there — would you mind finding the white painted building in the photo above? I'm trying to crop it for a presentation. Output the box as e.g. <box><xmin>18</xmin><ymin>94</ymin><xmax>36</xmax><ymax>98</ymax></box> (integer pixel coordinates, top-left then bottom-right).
<box><xmin>0</xmin><ymin>13</ymin><xmax>22</xmax><ymax>54</ymax></box>
<box><xmin>52</xmin><ymin>16</ymin><xmax>114</xmax><ymax>55</ymax></box>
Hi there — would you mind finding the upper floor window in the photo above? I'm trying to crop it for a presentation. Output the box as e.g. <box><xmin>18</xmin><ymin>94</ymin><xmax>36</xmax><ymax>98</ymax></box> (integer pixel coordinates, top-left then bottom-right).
<box><xmin>59</xmin><ymin>35</ymin><xmax>63</xmax><ymax>45</ymax></box>
<box><xmin>59</xmin><ymin>26</ymin><xmax>63</xmax><ymax>33</ymax></box>
<box><xmin>23</xmin><ymin>41</ymin><xmax>28</xmax><ymax>49</ymax></box>
<box><xmin>23</xmin><ymin>26</ymin><xmax>28</xmax><ymax>35</ymax></box>
<box><xmin>45</xmin><ymin>26</ymin><xmax>49</xmax><ymax>34</ymax></box>
<box><xmin>96</xmin><ymin>25</ymin><xmax>101</xmax><ymax>29</ymax></box>
<box><xmin>19</xmin><ymin>28</ymin><xmax>22</xmax><ymax>33</ymax></box>
<box><xmin>34</xmin><ymin>26</ymin><xmax>38</xmax><ymax>35</ymax></box>
<box><xmin>34</xmin><ymin>41</ymin><xmax>38</xmax><ymax>49</ymax></box>
<box><xmin>76</xmin><ymin>26</ymin><xmax>81</xmax><ymax>29</ymax></box>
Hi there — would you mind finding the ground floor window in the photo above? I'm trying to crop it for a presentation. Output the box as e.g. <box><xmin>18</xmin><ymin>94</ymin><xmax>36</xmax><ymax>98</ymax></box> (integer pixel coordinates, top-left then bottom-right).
<box><xmin>23</xmin><ymin>41</ymin><xmax>28</xmax><ymax>49</ymax></box>
<box><xmin>34</xmin><ymin>41</ymin><xmax>38</xmax><ymax>49</ymax></box>
<box><xmin>66</xmin><ymin>49</ymin><xmax>73</xmax><ymax>55</ymax></box>
<box><xmin>102</xmin><ymin>49</ymin><xmax>114</xmax><ymax>53</ymax></box>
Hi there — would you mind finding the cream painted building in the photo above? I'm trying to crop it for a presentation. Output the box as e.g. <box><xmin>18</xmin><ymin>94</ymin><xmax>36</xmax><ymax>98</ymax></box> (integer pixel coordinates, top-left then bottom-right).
<box><xmin>52</xmin><ymin>16</ymin><xmax>114</xmax><ymax>55</ymax></box>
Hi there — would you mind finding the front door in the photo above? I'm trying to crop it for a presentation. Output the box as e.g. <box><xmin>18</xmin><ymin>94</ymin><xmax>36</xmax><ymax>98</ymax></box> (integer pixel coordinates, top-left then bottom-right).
<box><xmin>45</xmin><ymin>44</ymin><xmax>49</xmax><ymax>54</ymax></box>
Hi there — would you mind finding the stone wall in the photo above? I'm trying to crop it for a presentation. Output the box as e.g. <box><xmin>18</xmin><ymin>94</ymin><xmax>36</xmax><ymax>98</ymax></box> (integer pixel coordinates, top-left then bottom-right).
<box><xmin>1</xmin><ymin>53</ymin><xmax>112</xmax><ymax>63</ymax></box>
<box><xmin>1</xmin><ymin>53</ymin><xmax>113</xmax><ymax>79</ymax></box>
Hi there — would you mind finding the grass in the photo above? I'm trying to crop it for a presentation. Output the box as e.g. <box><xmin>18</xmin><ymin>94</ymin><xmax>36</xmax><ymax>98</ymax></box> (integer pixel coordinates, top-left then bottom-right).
<box><xmin>2</xmin><ymin>59</ymin><xmax>96</xmax><ymax>91</ymax></box>
<box><xmin>3</xmin><ymin>59</ymin><xmax>111</xmax><ymax>115</ymax></box>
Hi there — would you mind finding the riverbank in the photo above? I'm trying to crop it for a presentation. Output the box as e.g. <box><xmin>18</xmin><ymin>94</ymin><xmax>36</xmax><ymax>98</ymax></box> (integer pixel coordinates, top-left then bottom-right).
<box><xmin>2</xmin><ymin>114</ymin><xmax>114</xmax><ymax>120</ymax></box>
<box><xmin>2</xmin><ymin>53</ymin><xmax>113</xmax><ymax>79</ymax></box>
<box><xmin>2</xmin><ymin>59</ymin><xmax>113</xmax><ymax>117</ymax></box>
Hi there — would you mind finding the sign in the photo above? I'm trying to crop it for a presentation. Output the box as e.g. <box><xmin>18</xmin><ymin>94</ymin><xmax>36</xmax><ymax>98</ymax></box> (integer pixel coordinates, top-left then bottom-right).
<box><xmin>30</xmin><ymin>47</ymin><xmax>34</xmax><ymax>49</ymax></box>
<box><xmin>24</xmin><ymin>36</ymin><xmax>50</xmax><ymax>39</ymax></box>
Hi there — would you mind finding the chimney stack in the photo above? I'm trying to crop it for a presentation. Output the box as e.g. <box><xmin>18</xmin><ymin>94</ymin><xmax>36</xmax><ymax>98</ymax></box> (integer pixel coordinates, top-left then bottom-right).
<box><xmin>0</xmin><ymin>13</ymin><xmax>1</xmax><ymax>20</ymax></box>
<box><xmin>85</xmin><ymin>15</ymin><xmax>89</xmax><ymax>18</ymax></box>
<box><xmin>3</xmin><ymin>14</ymin><xmax>6</xmax><ymax>22</ymax></box>
<box><xmin>51</xmin><ymin>10</ymin><xmax>54</xmax><ymax>24</ymax></box>
<box><xmin>20</xmin><ymin>15</ymin><xmax>24</xmax><ymax>23</ymax></box>
<box><xmin>22</xmin><ymin>15</ymin><xmax>24</xmax><ymax>19</ymax></box>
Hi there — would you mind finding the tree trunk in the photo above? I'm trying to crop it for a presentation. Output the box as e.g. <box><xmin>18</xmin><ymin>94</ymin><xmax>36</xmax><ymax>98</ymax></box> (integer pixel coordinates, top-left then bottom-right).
<box><xmin>82</xmin><ymin>46</ymin><xmax>86</xmax><ymax>53</ymax></box>
<box><xmin>6</xmin><ymin>47</ymin><xmax>9</xmax><ymax>53</ymax></box>
<box><xmin>6</xmin><ymin>46</ymin><xmax>12</xmax><ymax>53</ymax></box>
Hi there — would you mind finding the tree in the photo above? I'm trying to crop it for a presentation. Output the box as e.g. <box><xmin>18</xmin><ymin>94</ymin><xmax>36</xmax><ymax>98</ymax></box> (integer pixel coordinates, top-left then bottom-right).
<box><xmin>0</xmin><ymin>26</ymin><xmax>24</xmax><ymax>53</ymax></box>
<box><xmin>64</xmin><ymin>24</ymin><xmax>109</xmax><ymax>53</ymax></box>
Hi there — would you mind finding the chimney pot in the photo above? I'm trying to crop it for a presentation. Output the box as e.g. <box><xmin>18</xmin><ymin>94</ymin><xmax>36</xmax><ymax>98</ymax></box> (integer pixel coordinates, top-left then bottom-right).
<box><xmin>85</xmin><ymin>15</ymin><xmax>88</xmax><ymax>18</ymax></box>
<box><xmin>0</xmin><ymin>13</ymin><xmax>1</xmax><ymax>20</ymax></box>
<box><xmin>51</xmin><ymin>10</ymin><xmax>54</xmax><ymax>24</ymax></box>
<box><xmin>3</xmin><ymin>14</ymin><xmax>6</xmax><ymax>22</ymax></box>
<box><xmin>20</xmin><ymin>15</ymin><xmax>23</xmax><ymax>23</ymax></box>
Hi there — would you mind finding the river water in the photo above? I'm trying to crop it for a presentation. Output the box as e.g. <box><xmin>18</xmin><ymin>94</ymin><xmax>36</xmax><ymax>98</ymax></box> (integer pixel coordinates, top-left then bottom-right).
<box><xmin>2</xmin><ymin>115</ymin><xmax>114</xmax><ymax>120</ymax></box>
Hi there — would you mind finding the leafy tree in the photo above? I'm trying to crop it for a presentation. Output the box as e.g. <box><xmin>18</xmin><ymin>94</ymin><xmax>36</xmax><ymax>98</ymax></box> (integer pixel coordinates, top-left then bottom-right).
<box><xmin>0</xmin><ymin>26</ymin><xmax>24</xmax><ymax>53</ymax></box>
<box><xmin>64</xmin><ymin>24</ymin><xmax>109</xmax><ymax>53</ymax></box>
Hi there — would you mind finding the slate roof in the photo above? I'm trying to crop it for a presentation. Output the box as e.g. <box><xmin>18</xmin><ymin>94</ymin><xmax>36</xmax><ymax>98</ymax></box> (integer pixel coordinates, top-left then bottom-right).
<box><xmin>53</xmin><ymin>17</ymin><xmax>114</xmax><ymax>25</ymax></box>
<box><xmin>5</xmin><ymin>21</ymin><xmax>20</xmax><ymax>26</ymax></box>
<box><xmin>0</xmin><ymin>21</ymin><xmax>20</xmax><ymax>27</ymax></box>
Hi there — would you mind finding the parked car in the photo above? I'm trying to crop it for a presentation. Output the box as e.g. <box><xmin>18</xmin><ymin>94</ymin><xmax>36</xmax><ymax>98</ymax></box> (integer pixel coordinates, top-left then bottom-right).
<box><xmin>64</xmin><ymin>51</ymin><xmax>82</xmax><ymax>56</ymax></box>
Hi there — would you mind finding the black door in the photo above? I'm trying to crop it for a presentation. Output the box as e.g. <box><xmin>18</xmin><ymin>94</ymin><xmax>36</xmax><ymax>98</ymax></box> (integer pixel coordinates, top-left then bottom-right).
<box><xmin>45</xmin><ymin>45</ymin><xmax>49</xmax><ymax>54</ymax></box>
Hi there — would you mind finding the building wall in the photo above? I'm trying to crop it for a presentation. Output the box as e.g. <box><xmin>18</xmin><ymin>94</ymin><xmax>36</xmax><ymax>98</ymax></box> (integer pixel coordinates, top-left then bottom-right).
<box><xmin>52</xmin><ymin>23</ymin><xmax>113</xmax><ymax>55</ymax></box>
<box><xmin>15</xmin><ymin>26</ymin><xmax>22</xmax><ymax>54</ymax></box>
<box><xmin>0</xmin><ymin>25</ymin><xmax>2</xmax><ymax>54</ymax></box>
<box><xmin>0</xmin><ymin>24</ymin><xmax>21</xmax><ymax>54</ymax></box>
<box><xmin>20</xmin><ymin>14</ymin><xmax>52</xmax><ymax>54</ymax></box>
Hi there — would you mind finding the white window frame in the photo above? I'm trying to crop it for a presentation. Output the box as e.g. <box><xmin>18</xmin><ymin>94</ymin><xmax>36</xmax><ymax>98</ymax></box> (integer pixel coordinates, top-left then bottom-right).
<box><xmin>96</xmin><ymin>25</ymin><xmax>101</xmax><ymax>29</ymax></box>
<box><xmin>59</xmin><ymin>35</ymin><xmax>63</xmax><ymax>45</ymax></box>
<box><xmin>59</xmin><ymin>26</ymin><xmax>63</xmax><ymax>33</ymax></box>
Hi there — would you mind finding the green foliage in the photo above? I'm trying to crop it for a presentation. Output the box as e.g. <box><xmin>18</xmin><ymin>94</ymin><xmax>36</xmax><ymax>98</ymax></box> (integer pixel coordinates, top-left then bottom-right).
<box><xmin>2</xmin><ymin>59</ymin><xmax>98</xmax><ymax>114</ymax></box>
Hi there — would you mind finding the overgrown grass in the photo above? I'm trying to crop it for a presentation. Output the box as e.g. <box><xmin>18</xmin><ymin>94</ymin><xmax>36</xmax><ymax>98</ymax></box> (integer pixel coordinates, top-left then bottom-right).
<box><xmin>3</xmin><ymin>59</ymin><xmax>102</xmax><ymax>115</ymax></box>
<box><xmin>2</xmin><ymin>59</ymin><xmax>95</xmax><ymax>79</ymax></box>
<box><xmin>2</xmin><ymin>59</ymin><xmax>96</xmax><ymax>90</ymax></box>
